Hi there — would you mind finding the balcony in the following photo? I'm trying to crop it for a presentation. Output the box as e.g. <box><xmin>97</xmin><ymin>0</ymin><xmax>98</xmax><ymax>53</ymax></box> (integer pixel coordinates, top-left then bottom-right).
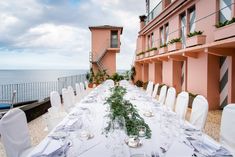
<box><xmin>145</xmin><ymin>1</ymin><xmax>163</xmax><ymax>24</ymax></box>
<box><xmin>214</xmin><ymin>22</ymin><xmax>235</xmax><ymax>41</ymax></box>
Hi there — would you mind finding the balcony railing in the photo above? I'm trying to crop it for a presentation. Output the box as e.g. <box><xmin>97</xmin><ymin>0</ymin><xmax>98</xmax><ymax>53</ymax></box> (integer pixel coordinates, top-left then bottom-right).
<box><xmin>145</xmin><ymin>1</ymin><xmax>163</xmax><ymax>24</ymax></box>
<box><xmin>0</xmin><ymin>74</ymin><xmax>87</xmax><ymax>104</ymax></box>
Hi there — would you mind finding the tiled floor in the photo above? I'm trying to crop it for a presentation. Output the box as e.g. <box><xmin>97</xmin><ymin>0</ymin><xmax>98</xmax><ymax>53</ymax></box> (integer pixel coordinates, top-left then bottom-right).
<box><xmin>0</xmin><ymin>109</ymin><xmax>222</xmax><ymax>157</ymax></box>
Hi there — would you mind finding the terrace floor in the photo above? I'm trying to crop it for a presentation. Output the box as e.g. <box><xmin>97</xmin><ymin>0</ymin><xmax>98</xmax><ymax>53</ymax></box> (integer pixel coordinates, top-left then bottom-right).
<box><xmin>0</xmin><ymin>109</ymin><xmax>222</xmax><ymax>157</ymax></box>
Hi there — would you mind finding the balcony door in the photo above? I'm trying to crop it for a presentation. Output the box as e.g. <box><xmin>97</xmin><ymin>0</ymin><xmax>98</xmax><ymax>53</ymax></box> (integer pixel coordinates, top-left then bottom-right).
<box><xmin>180</xmin><ymin>13</ymin><xmax>186</xmax><ymax>48</ymax></box>
<box><xmin>111</xmin><ymin>30</ymin><xmax>118</xmax><ymax>48</ymax></box>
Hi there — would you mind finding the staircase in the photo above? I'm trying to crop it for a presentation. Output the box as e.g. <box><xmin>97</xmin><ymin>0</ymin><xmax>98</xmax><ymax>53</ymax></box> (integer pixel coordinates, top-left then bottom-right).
<box><xmin>90</xmin><ymin>48</ymin><xmax>107</xmax><ymax>71</ymax></box>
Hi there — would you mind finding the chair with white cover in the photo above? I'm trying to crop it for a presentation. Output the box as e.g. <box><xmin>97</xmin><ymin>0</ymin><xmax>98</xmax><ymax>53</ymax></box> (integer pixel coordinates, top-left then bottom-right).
<box><xmin>0</xmin><ymin>108</ymin><xmax>33</xmax><ymax>157</ymax></box>
<box><xmin>189</xmin><ymin>95</ymin><xmax>208</xmax><ymax>130</ymax></box>
<box><xmin>50</xmin><ymin>91</ymin><xmax>62</xmax><ymax>111</ymax></box>
<box><xmin>158</xmin><ymin>85</ymin><xmax>167</xmax><ymax>104</ymax></box>
<box><xmin>67</xmin><ymin>86</ymin><xmax>76</xmax><ymax>104</ymax></box>
<box><xmin>80</xmin><ymin>82</ymin><xmax>86</xmax><ymax>97</ymax></box>
<box><xmin>164</xmin><ymin>87</ymin><xmax>176</xmax><ymax>110</ymax></box>
<box><xmin>146</xmin><ymin>81</ymin><xmax>154</xmax><ymax>96</ymax></box>
<box><xmin>175</xmin><ymin>91</ymin><xmax>189</xmax><ymax>119</ymax></box>
<box><xmin>85</xmin><ymin>81</ymin><xmax>89</xmax><ymax>90</ymax></box>
<box><xmin>75</xmin><ymin>83</ymin><xmax>82</xmax><ymax>102</ymax></box>
<box><xmin>62</xmin><ymin>89</ymin><xmax>74</xmax><ymax>113</ymax></box>
<box><xmin>152</xmin><ymin>83</ymin><xmax>159</xmax><ymax>98</ymax></box>
<box><xmin>220</xmin><ymin>104</ymin><xmax>235</xmax><ymax>155</ymax></box>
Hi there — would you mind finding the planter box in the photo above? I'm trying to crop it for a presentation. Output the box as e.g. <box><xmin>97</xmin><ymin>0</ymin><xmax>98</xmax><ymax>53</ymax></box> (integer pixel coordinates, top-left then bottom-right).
<box><xmin>214</xmin><ymin>23</ymin><xmax>235</xmax><ymax>41</ymax></box>
<box><xmin>168</xmin><ymin>42</ymin><xmax>182</xmax><ymax>52</ymax></box>
<box><xmin>159</xmin><ymin>47</ymin><xmax>168</xmax><ymax>54</ymax></box>
<box><xmin>139</xmin><ymin>54</ymin><xmax>144</xmax><ymax>59</ymax></box>
<box><xmin>144</xmin><ymin>52</ymin><xmax>149</xmax><ymax>58</ymax></box>
<box><xmin>186</xmin><ymin>35</ymin><xmax>206</xmax><ymax>47</ymax></box>
<box><xmin>149</xmin><ymin>50</ymin><xmax>157</xmax><ymax>56</ymax></box>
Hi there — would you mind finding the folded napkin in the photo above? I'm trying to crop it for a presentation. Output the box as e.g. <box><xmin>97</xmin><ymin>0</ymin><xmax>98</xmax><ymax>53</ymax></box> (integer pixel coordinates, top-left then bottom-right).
<box><xmin>188</xmin><ymin>136</ymin><xmax>232</xmax><ymax>156</ymax></box>
<box><xmin>31</xmin><ymin>139</ymin><xmax>66</xmax><ymax>157</ymax></box>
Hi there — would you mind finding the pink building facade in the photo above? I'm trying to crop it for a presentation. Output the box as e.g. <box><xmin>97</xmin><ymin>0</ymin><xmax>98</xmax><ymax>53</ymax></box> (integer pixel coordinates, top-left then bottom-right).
<box><xmin>89</xmin><ymin>25</ymin><xmax>123</xmax><ymax>75</ymax></box>
<box><xmin>135</xmin><ymin>0</ymin><xmax>235</xmax><ymax>110</ymax></box>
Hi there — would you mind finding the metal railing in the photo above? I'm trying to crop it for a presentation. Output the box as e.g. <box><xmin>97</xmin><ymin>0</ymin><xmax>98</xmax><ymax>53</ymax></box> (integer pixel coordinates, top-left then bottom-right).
<box><xmin>145</xmin><ymin>1</ymin><xmax>163</xmax><ymax>24</ymax></box>
<box><xmin>0</xmin><ymin>74</ymin><xmax>87</xmax><ymax>104</ymax></box>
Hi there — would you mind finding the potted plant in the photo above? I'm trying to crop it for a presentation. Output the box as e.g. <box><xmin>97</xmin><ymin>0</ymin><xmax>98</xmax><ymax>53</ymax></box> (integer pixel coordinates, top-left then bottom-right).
<box><xmin>147</xmin><ymin>47</ymin><xmax>158</xmax><ymax>56</ymax></box>
<box><xmin>168</xmin><ymin>38</ymin><xmax>182</xmax><ymax>52</ymax></box>
<box><xmin>130</xmin><ymin>66</ymin><xmax>136</xmax><ymax>83</ymax></box>
<box><xmin>214</xmin><ymin>17</ymin><xmax>235</xmax><ymax>41</ymax></box>
<box><xmin>186</xmin><ymin>30</ymin><xmax>206</xmax><ymax>47</ymax></box>
<box><xmin>86</xmin><ymin>68</ymin><xmax>94</xmax><ymax>88</ymax></box>
<box><xmin>135</xmin><ymin>80</ymin><xmax>143</xmax><ymax>87</ymax></box>
<box><xmin>159</xmin><ymin>44</ymin><xmax>168</xmax><ymax>54</ymax></box>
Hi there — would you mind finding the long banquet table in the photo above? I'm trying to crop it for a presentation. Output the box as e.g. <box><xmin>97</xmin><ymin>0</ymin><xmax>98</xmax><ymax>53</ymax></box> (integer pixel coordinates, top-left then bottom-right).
<box><xmin>28</xmin><ymin>82</ymin><xmax>233</xmax><ymax>157</ymax></box>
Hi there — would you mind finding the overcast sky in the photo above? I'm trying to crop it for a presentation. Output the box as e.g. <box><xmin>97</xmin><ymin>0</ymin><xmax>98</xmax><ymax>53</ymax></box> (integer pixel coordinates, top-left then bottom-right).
<box><xmin>0</xmin><ymin>0</ymin><xmax>146</xmax><ymax>70</ymax></box>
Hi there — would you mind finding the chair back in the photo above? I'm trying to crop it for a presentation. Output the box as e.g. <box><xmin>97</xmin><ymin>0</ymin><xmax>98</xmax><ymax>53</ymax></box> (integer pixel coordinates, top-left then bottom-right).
<box><xmin>50</xmin><ymin>91</ymin><xmax>62</xmax><ymax>110</ymax></box>
<box><xmin>80</xmin><ymin>82</ymin><xmax>85</xmax><ymax>92</ymax></box>
<box><xmin>67</xmin><ymin>86</ymin><xmax>76</xmax><ymax>104</ymax></box>
<box><xmin>189</xmin><ymin>95</ymin><xmax>208</xmax><ymax>130</ymax></box>
<box><xmin>62</xmin><ymin>89</ymin><xmax>74</xmax><ymax>113</ymax></box>
<box><xmin>146</xmin><ymin>81</ymin><xmax>154</xmax><ymax>96</ymax></box>
<box><xmin>220</xmin><ymin>104</ymin><xmax>235</xmax><ymax>155</ymax></box>
<box><xmin>175</xmin><ymin>91</ymin><xmax>189</xmax><ymax>119</ymax></box>
<box><xmin>165</xmin><ymin>87</ymin><xmax>176</xmax><ymax>110</ymax></box>
<box><xmin>152</xmin><ymin>83</ymin><xmax>159</xmax><ymax>98</ymax></box>
<box><xmin>158</xmin><ymin>85</ymin><xmax>167</xmax><ymax>104</ymax></box>
<box><xmin>85</xmin><ymin>81</ymin><xmax>88</xmax><ymax>89</ymax></box>
<box><xmin>0</xmin><ymin>108</ymin><xmax>31</xmax><ymax>157</ymax></box>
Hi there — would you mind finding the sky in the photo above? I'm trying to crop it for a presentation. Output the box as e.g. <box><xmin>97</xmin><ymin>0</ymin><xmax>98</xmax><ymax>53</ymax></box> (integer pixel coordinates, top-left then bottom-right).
<box><xmin>0</xmin><ymin>0</ymin><xmax>146</xmax><ymax>70</ymax></box>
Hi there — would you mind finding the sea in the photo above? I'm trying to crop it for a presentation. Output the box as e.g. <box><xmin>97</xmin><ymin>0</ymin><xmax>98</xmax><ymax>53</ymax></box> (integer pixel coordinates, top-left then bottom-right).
<box><xmin>0</xmin><ymin>69</ymin><xmax>88</xmax><ymax>85</ymax></box>
<box><xmin>0</xmin><ymin>70</ymin><xmax>88</xmax><ymax>103</ymax></box>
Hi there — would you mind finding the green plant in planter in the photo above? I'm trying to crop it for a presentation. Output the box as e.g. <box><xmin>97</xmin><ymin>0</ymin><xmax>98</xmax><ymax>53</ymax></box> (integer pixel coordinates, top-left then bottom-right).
<box><xmin>168</xmin><ymin>38</ymin><xmax>181</xmax><ymax>44</ymax></box>
<box><xmin>110</xmin><ymin>73</ymin><xmax>124</xmax><ymax>83</ymax></box>
<box><xmin>135</xmin><ymin>80</ymin><xmax>143</xmax><ymax>87</ymax></box>
<box><xmin>130</xmin><ymin>66</ymin><xmax>136</xmax><ymax>82</ymax></box>
<box><xmin>86</xmin><ymin>68</ymin><xmax>95</xmax><ymax>83</ymax></box>
<box><xmin>94</xmin><ymin>69</ymin><xmax>109</xmax><ymax>84</ymax></box>
<box><xmin>136</xmin><ymin>51</ymin><xmax>145</xmax><ymax>56</ymax></box>
<box><xmin>215</xmin><ymin>17</ymin><xmax>235</xmax><ymax>28</ymax></box>
<box><xmin>160</xmin><ymin>43</ymin><xmax>167</xmax><ymax>48</ymax></box>
<box><xmin>187</xmin><ymin>31</ymin><xmax>203</xmax><ymax>38</ymax></box>
<box><xmin>146</xmin><ymin>47</ymin><xmax>158</xmax><ymax>52</ymax></box>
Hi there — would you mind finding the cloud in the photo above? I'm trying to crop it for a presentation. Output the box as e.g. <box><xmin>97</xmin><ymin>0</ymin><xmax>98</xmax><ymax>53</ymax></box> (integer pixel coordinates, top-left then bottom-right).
<box><xmin>0</xmin><ymin>0</ymin><xmax>145</xmax><ymax>70</ymax></box>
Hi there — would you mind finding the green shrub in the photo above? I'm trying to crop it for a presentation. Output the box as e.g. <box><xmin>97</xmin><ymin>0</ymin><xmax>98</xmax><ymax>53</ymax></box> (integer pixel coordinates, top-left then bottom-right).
<box><xmin>136</xmin><ymin>52</ymin><xmax>145</xmax><ymax>56</ymax></box>
<box><xmin>135</xmin><ymin>80</ymin><xmax>143</xmax><ymax>87</ymax></box>
<box><xmin>168</xmin><ymin>38</ymin><xmax>181</xmax><ymax>44</ymax></box>
<box><xmin>187</xmin><ymin>31</ymin><xmax>203</xmax><ymax>38</ymax></box>
<box><xmin>160</xmin><ymin>43</ymin><xmax>167</xmax><ymax>48</ymax></box>
<box><xmin>215</xmin><ymin>17</ymin><xmax>235</xmax><ymax>28</ymax></box>
<box><xmin>146</xmin><ymin>47</ymin><xmax>158</xmax><ymax>52</ymax></box>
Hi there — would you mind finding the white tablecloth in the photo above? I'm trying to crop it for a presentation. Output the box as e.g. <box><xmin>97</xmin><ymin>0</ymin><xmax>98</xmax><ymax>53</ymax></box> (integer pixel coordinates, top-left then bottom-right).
<box><xmin>28</xmin><ymin>83</ymin><xmax>231</xmax><ymax>157</ymax></box>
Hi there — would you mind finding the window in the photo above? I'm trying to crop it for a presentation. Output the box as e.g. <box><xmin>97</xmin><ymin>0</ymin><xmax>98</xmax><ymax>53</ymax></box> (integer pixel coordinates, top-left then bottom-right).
<box><xmin>151</xmin><ymin>33</ymin><xmax>154</xmax><ymax>48</ymax></box>
<box><xmin>165</xmin><ymin>23</ymin><xmax>169</xmax><ymax>44</ymax></box>
<box><xmin>111</xmin><ymin>31</ymin><xmax>118</xmax><ymax>48</ymax></box>
<box><xmin>219</xmin><ymin>0</ymin><xmax>232</xmax><ymax>23</ymax></box>
<box><xmin>147</xmin><ymin>35</ymin><xmax>151</xmax><ymax>49</ymax></box>
<box><xmin>189</xmin><ymin>6</ymin><xmax>196</xmax><ymax>33</ymax></box>
<box><xmin>180</xmin><ymin>13</ymin><xmax>186</xmax><ymax>48</ymax></box>
<box><xmin>160</xmin><ymin>27</ymin><xmax>164</xmax><ymax>46</ymax></box>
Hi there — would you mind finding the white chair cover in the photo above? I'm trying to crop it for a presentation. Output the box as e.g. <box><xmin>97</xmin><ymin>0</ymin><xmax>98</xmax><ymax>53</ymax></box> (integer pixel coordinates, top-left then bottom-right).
<box><xmin>164</xmin><ymin>87</ymin><xmax>176</xmax><ymax>110</ymax></box>
<box><xmin>189</xmin><ymin>95</ymin><xmax>208</xmax><ymax>130</ymax></box>
<box><xmin>75</xmin><ymin>83</ymin><xmax>82</xmax><ymax>101</ymax></box>
<box><xmin>0</xmin><ymin>108</ymin><xmax>32</xmax><ymax>157</ymax></box>
<box><xmin>67</xmin><ymin>86</ymin><xmax>76</xmax><ymax>104</ymax></box>
<box><xmin>62</xmin><ymin>89</ymin><xmax>74</xmax><ymax>113</ymax></box>
<box><xmin>85</xmin><ymin>81</ymin><xmax>89</xmax><ymax>89</ymax></box>
<box><xmin>152</xmin><ymin>83</ymin><xmax>159</xmax><ymax>98</ymax></box>
<box><xmin>146</xmin><ymin>81</ymin><xmax>154</xmax><ymax>96</ymax></box>
<box><xmin>220</xmin><ymin>104</ymin><xmax>235</xmax><ymax>155</ymax></box>
<box><xmin>175</xmin><ymin>91</ymin><xmax>189</xmax><ymax>119</ymax></box>
<box><xmin>158</xmin><ymin>85</ymin><xmax>167</xmax><ymax>104</ymax></box>
<box><xmin>50</xmin><ymin>91</ymin><xmax>62</xmax><ymax>111</ymax></box>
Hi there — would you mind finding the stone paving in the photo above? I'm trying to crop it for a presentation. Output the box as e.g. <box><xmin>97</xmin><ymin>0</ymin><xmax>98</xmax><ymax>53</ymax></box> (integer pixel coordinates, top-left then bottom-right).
<box><xmin>0</xmin><ymin>109</ymin><xmax>222</xmax><ymax>157</ymax></box>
